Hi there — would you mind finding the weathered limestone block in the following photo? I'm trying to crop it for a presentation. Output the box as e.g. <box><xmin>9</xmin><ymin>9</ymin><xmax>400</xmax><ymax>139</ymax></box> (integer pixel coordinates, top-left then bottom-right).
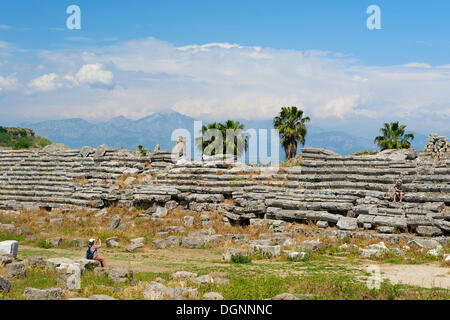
<box><xmin>56</xmin><ymin>263</ymin><xmax>81</xmax><ymax>290</ymax></box>
<box><xmin>0</xmin><ymin>276</ymin><xmax>11</xmax><ymax>293</ymax></box>
<box><xmin>143</xmin><ymin>282</ymin><xmax>175</xmax><ymax>300</ymax></box>
<box><xmin>170</xmin><ymin>271</ymin><xmax>197</xmax><ymax>281</ymax></box>
<box><xmin>0</xmin><ymin>254</ymin><xmax>14</xmax><ymax>266</ymax></box>
<box><xmin>299</xmin><ymin>239</ymin><xmax>325</xmax><ymax>251</ymax></box>
<box><xmin>194</xmin><ymin>275</ymin><xmax>214</xmax><ymax>285</ymax></box>
<box><xmin>336</xmin><ymin>217</ymin><xmax>358</xmax><ymax>231</ymax></box>
<box><xmin>7</xmin><ymin>262</ymin><xmax>26</xmax><ymax>279</ymax></box>
<box><xmin>73</xmin><ymin>258</ymin><xmax>101</xmax><ymax>272</ymax></box>
<box><xmin>46</xmin><ymin>257</ymin><xmax>75</xmax><ymax>270</ymax></box>
<box><xmin>23</xmin><ymin>287</ymin><xmax>62</xmax><ymax>300</ymax></box>
<box><xmin>0</xmin><ymin>240</ymin><xmax>18</xmax><ymax>258</ymax></box>
<box><xmin>373</xmin><ymin>216</ymin><xmax>407</xmax><ymax>229</ymax></box>
<box><xmin>46</xmin><ymin>237</ymin><xmax>63</xmax><ymax>247</ymax></box>
<box><xmin>108</xmin><ymin>267</ymin><xmax>133</xmax><ymax>283</ymax></box>
<box><xmin>126</xmin><ymin>243</ymin><xmax>144</xmax><ymax>252</ymax></box>
<box><xmin>415</xmin><ymin>226</ymin><xmax>443</xmax><ymax>237</ymax></box>
<box><xmin>106</xmin><ymin>237</ymin><xmax>120</xmax><ymax>248</ymax></box>
<box><xmin>107</xmin><ymin>215</ymin><xmax>121</xmax><ymax>230</ymax></box>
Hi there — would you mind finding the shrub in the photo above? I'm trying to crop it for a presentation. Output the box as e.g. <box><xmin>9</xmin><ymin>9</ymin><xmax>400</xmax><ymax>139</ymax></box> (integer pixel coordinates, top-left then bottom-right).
<box><xmin>231</xmin><ymin>254</ymin><xmax>252</xmax><ymax>264</ymax></box>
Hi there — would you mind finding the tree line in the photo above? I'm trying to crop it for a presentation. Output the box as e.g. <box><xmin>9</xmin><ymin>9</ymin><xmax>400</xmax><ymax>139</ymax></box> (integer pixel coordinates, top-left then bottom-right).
<box><xmin>195</xmin><ymin>106</ymin><xmax>415</xmax><ymax>160</ymax></box>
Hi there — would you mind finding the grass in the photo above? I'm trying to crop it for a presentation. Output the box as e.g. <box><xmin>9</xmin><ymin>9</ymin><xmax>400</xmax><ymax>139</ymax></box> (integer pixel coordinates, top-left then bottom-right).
<box><xmin>3</xmin><ymin>263</ymin><xmax>447</xmax><ymax>301</ymax></box>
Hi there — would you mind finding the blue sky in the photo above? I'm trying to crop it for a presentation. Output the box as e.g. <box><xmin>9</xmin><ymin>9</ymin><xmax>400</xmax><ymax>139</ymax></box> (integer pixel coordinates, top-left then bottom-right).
<box><xmin>2</xmin><ymin>0</ymin><xmax>449</xmax><ymax>65</ymax></box>
<box><xmin>0</xmin><ymin>0</ymin><xmax>449</xmax><ymax>137</ymax></box>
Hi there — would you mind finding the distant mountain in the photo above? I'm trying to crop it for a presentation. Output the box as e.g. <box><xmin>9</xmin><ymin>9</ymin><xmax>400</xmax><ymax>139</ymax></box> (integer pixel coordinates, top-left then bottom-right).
<box><xmin>19</xmin><ymin>112</ymin><xmax>430</xmax><ymax>160</ymax></box>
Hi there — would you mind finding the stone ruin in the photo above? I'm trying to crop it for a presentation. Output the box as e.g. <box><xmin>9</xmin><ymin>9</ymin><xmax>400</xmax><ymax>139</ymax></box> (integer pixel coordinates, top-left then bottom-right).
<box><xmin>420</xmin><ymin>133</ymin><xmax>449</xmax><ymax>162</ymax></box>
<box><xmin>0</xmin><ymin>134</ymin><xmax>449</xmax><ymax>240</ymax></box>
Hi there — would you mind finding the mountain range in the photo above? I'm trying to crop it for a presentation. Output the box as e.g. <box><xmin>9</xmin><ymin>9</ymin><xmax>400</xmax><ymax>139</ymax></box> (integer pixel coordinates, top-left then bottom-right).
<box><xmin>19</xmin><ymin>112</ymin><xmax>430</xmax><ymax>160</ymax></box>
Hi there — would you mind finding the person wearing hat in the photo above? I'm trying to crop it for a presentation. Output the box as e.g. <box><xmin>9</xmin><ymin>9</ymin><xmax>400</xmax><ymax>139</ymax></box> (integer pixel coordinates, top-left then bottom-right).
<box><xmin>88</xmin><ymin>238</ymin><xmax>107</xmax><ymax>267</ymax></box>
<box><xmin>393</xmin><ymin>180</ymin><xmax>404</xmax><ymax>202</ymax></box>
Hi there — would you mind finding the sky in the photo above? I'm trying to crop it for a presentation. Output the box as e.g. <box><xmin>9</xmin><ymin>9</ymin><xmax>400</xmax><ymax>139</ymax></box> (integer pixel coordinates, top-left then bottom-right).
<box><xmin>0</xmin><ymin>0</ymin><xmax>449</xmax><ymax>137</ymax></box>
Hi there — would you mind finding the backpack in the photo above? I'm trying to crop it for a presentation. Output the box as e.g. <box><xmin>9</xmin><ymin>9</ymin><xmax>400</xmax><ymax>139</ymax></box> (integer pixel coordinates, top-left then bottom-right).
<box><xmin>86</xmin><ymin>246</ymin><xmax>94</xmax><ymax>259</ymax></box>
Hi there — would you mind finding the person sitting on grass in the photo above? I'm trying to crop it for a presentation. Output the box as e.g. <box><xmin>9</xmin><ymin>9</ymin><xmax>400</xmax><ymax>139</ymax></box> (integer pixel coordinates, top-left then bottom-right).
<box><xmin>87</xmin><ymin>238</ymin><xmax>107</xmax><ymax>267</ymax></box>
<box><xmin>393</xmin><ymin>180</ymin><xmax>404</xmax><ymax>202</ymax></box>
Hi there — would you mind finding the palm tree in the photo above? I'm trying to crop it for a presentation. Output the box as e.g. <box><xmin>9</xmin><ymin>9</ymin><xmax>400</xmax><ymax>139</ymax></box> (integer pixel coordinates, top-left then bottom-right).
<box><xmin>374</xmin><ymin>121</ymin><xmax>414</xmax><ymax>151</ymax></box>
<box><xmin>274</xmin><ymin>106</ymin><xmax>310</xmax><ymax>159</ymax></box>
<box><xmin>195</xmin><ymin>120</ymin><xmax>249</xmax><ymax>157</ymax></box>
<box><xmin>219</xmin><ymin>120</ymin><xmax>249</xmax><ymax>157</ymax></box>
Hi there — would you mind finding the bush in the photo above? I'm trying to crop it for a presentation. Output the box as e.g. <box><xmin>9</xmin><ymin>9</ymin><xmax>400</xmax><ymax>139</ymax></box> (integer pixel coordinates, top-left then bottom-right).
<box><xmin>231</xmin><ymin>254</ymin><xmax>252</xmax><ymax>264</ymax></box>
<box><xmin>13</xmin><ymin>138</ymin><xmax>31</xmax><ymax>150</ymax></box>
<box><xmin>37</xmin><ymin>240</ymin><xmax>52</xmax><ymax>249</ymax></box>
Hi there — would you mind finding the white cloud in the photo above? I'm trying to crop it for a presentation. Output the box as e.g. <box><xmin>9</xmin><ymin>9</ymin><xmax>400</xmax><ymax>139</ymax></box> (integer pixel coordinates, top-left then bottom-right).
<box><xmin>26</xmin><ymin>64</ymin><xmax>114</xmax><ymax>92</ymax></box>
<box><xmin>1</xmin><ymin>37</ymin><xmax>449</xmax><ymax>131</ymax></box>
<box><xmin>75</xmin><ymin>63</ymin><xmax>114</xmax><ymax>85</ymax></box>
<box><xmin>28</xmin><ymin>73</ymin><xmax>61</xmax><ymax>91</ymax></box>
<box><xmin>0</xmin><ymin>74</ymin><xmax>18</xmax><ymax>93</ymax></box>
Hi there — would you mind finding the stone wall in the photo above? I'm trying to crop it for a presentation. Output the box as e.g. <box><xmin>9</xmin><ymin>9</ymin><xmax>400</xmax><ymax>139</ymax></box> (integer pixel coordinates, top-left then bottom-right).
<box><xmin>0</xmin><ymin>140</ymin><xmax>449</xmax><ymax>237</ymax></box>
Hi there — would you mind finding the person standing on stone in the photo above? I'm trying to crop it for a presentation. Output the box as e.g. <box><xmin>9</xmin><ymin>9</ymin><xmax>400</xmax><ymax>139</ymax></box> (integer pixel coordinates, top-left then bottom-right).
<box><xmin>393</xmin><ymin>180</ymin><xmax>403</xmax><ymax>202</ymax></box>
<box><xmin>88</xmin><ymin>238</ymin><xmax>107</xmax><ymax>267</ymax></box>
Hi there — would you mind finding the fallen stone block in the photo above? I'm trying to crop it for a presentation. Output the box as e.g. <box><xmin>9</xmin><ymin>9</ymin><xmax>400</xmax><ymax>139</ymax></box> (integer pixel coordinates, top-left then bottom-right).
<box><xmin>170</xmin><ymin>271</ymin><xmax>197</xmax><ymax>281</ymax></box>
<box><xmin>26</xmin><ymin>256</ymin><xmax>45</xmax><ymax>268</ymax></box>
<box><xmin>126</xmin><ymin>243</ymin><xmax>144</xmax><ymax>252</ymax></box>
<box><xmin>73</xmin><ymin>258</ymin><xmax>101</xmax><ymax>272</ymax></box>
<box><xmin>184</xmin><ymin>216</ymin><xmax>195</xmax><ymax>226</ymax></box>
<box><xmin>23</xmin><ymin>287</ymin><xmax>62</xmax><ymax>300</ymax></box>
<box><xmin>106</xmin><ymin>237</ymin><xmax>120</xmax><ymax>248</ymax></box>
<box><xmin>46</xmin><ymin>237</ymin><xmax>63</xmax><ymax>247</ymax></box>
<box><xmin>0</xmin><ymin>254</ymin><xmax>14</xmax><ymax>266</ymax></box>
<box><xmin>174</xmin><ymin>287</ymin><xmax>199</xmax><ymax>299</ymax></box>
<box><xmin>108</xmin><ymin>267</ymin><xmax>133</xmax><ymax>283</ymax></box>
<box><xmin>0</xmin><ymin>276</ymin><xmax>11</xmax><ymax>293</ymax></box>
<box><xmin>7</xmin><ymin>262</ymin><xmax>26</xmax><ymax>279</ymax></box>
<box><xmin>0</xmin><ymin>240</ymin><xmax>18</xmax><ymax>258</ymax></box>
<box><xmin>107</xmin><ymin>215</ymin><xmax>121</xmax><ymax>230</ymax></box>
<box><xmin>46</xmin><ymin>257</ymin><xmax>75</xmax><ymax>271</ymax></box>
<box><xmin>143</xmin><ymin>281</ymin><xmax>175</xmax><ymax>300</ymax></box>
<box><xmin>202</xmin><ymin>292</ymin><xmax>224</xmax><ymax>300</ymax></box>
<box><xmin>130</xmin><ymin>237</ymin><xmax>146</xmax><ymax>244</ymax></box>
<box><xmin>194</xmin><ymin>274</ymin><xmax>214</xmax><ymax>285</ymax></box>
<box><xmin>299</xmin><ymin>239</ymin><xmax>325</xmax><ymax>251</ymax></box>
<box><xmin>56</xmin><ymin>263</ymin><xmax>81</xmax><ymax>290</ymax></box>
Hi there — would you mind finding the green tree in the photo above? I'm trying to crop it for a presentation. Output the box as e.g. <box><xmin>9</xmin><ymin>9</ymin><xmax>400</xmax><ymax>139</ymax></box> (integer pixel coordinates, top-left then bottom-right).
<box><xmin>195</xmin><ymin>120</ymin><xmax>249</xmax><ymax>157</ymax></box>
<box><xmin>273</xmin><ymin>106</ymin><xmax>310</xmax><ymax>159</ymax></box>
<box><xmin>374</xmin><ymin>121</ymin><xmax>415</xmax><ymax>151</ymax></box>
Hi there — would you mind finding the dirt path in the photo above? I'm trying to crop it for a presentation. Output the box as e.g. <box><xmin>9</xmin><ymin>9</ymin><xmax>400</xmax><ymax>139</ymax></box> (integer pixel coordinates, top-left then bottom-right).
<box><xmin>361</xmin><ymin>262</ymin><xmax>450</xmax><ymax>289</ymax></box>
